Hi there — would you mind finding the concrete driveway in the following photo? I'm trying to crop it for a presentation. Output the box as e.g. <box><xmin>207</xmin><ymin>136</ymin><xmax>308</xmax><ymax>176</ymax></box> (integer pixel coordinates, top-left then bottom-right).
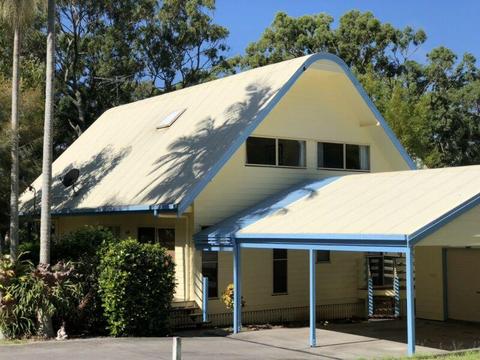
<box><xmin>0</xmin><ymin>319</ymin><xmax>478</xmax><ymax>360</ymax></box>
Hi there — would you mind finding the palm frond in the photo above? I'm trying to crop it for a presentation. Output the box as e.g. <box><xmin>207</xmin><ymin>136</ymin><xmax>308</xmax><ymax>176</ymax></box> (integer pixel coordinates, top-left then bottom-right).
<box><xmin>0</xmin><ymin>0</ymin><xmax>43</xmax><ymax>29</ymax></box>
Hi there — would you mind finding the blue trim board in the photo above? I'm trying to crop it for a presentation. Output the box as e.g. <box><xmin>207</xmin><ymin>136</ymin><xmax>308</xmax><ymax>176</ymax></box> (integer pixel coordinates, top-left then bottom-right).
<box><xmin>178</xmin><ymin>52</ymin><xmax>415</xmax><ymax>215</ymax></box>
<box><xmin>239</xmin><ymin>243</ymin><xmax>407</xmax><ymax>253</ymax></box>
<box><xmin>408</xmin><ymin>191</ymin><xmax>480</xmax><ymax>245</ymax></box>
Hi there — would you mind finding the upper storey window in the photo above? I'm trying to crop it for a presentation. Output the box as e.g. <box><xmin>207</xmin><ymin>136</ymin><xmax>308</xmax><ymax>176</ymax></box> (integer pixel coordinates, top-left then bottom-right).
<box><xmin>318</xmin><ymin>142</ymin><xmax>370</xmax><ymax>171</ymax></box>
<box><xmin>246</xmin><ymin>137</ymin><xmax>306</xmax><ymax>168</ymax></box>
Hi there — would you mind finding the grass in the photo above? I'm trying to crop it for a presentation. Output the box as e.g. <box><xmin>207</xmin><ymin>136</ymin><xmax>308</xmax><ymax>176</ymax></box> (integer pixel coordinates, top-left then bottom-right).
<box><xmin>0</xmin><ymin>339</ymin><xmax>31</xmax><ymax>346</ymax></box>
<box><xmin>383</xmin><ymin>351</ymin><xmax>480</xmax><ymax>360</ymax></box>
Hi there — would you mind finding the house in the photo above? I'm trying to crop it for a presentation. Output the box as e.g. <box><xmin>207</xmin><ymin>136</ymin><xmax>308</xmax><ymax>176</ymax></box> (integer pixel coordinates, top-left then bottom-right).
<box><xmin>20</xmin><ymin>53</ymin><xmax>480</xmax><ymax>356</ymax></box>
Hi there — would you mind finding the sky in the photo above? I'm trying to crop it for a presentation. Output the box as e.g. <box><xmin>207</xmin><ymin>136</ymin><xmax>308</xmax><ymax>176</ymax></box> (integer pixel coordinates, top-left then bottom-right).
<box><xmin>214</xmin><ymin>0</ymin><xmax>480</xmax><ymax>64</ymax></box>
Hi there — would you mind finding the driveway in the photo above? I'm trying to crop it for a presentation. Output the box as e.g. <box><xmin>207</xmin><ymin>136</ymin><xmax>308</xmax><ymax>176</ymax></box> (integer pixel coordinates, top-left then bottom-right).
<box><xmin>0</xmin><ymin>319</ymin><xmax>478</xmax><ymax>359</ymax></box>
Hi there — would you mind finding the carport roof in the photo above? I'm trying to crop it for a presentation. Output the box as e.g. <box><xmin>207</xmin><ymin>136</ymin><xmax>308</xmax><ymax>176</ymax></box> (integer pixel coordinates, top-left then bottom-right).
<box><xmin>195</xmin><ymin>165</ymin><xmax>480</xmax><ymax>250</ymax></box>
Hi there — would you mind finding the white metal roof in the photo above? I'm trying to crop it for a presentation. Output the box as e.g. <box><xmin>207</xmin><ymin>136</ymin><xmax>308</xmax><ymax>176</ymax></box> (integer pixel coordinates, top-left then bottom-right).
<box><xmin>195</xmin><ymin>165</ymin><xmax>480</xmax><ymax>248</ymax></box>
<box><xmin>19</xmin><ymin>53</ymin><xmax>414</xmax><ymax>216</ymax></box>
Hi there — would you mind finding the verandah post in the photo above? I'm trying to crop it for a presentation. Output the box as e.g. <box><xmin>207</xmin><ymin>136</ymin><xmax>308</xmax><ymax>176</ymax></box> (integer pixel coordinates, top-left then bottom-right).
<box><xmin>202</xmin><ymin>276</ymin><xmax>209</xmax><ymax>323</ymax></box>
<box><xmin>406</xmin><ymin>246</ymin><xmax>416</xmax><ymax>356</ymax></box>
<box><xmin>233</xmin><ymin>242</ymin><xmax>242</xmax><ymax>333</ymax></box>
<box><xmin>309</xmin><ymin>249</ymin><xmax>316</xmax><ymax>347</ymax></box>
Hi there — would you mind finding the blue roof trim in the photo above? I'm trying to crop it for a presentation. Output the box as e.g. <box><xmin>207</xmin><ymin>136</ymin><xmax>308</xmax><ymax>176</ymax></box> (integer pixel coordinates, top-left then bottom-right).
<box><xmin>177</xmin><ymin>52</ymin><xmax>415</xmax><ymax>215</ymax></box>
<box><xmin>408</xmin><ymin>192</ymin><xmax>480</xmax><ymax>245</ymax></box>
<box><xmin>21</xmin><ymin>203</ymin><xmax>177</xmax><ymax>217</ymax></box>
<box><xmin>235</xmin><ymin>233</ymin><xmax>407</xmax><ymax>241</ymax></box>
<box><xmin>194</xmin><ymin>177</ymin><xmax>340</xmax><ymax>242</ymax></box>
<box><xmin>240</xmin><ymin>243</ymin><xmax>408</xmax><ymax>253</ymax></box>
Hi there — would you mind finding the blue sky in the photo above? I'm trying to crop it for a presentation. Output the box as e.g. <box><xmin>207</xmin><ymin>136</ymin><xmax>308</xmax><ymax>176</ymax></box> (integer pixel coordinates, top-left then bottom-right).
<box><xmin>215</xmin><ymin>0</ymin><xmax>480</xmax><ymax>64</ymax></box>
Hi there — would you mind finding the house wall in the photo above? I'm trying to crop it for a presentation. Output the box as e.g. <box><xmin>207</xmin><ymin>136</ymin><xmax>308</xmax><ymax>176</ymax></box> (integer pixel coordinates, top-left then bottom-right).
<box><xmin>194</xmin><ymin>67</ymin><xmax>411</xmax><ymax>316</ymax></box>
<box><xmin>55</xmin><ymin>213</ymin><xmax>193</xmax><ymax>303</ymax></box>
<box><xmin>415</xmin><ymin>246</ymin><xmax>445</xmax><ymax>321</ymax></box>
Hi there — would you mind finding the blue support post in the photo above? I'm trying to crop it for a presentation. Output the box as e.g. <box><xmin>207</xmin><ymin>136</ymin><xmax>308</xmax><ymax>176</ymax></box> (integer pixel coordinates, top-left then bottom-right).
<box><xmin>202</xmin><ymin>276</ymin><xmax>209</xmax><ymax>323</ymax></box>
<box><xmin>406</xmin><ymin>247</ymin><xmax>416</xmax><ymax>356</ymax></box>
<box><xmin>233</xmin><ymin>242</ymin><xmax>241</xmax><ymax>333</ymax></box>
<box><xmin>309</xmin><ymin>249</ymin><xmax>316</xmax><ymax>347</ymax></box>
<box><xmin>394</xmin><ymin>262</ymin><xmax>400</xmax><ymax>318</ymax></box>
<box><xmin>367</xmin><ymin>259</ymin><xmax>374</xmax><ymax>317</ymax></box>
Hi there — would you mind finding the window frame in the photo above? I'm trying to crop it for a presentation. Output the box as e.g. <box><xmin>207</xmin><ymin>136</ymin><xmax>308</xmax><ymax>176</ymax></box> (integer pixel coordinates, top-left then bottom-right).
<box><xmin>317</xmin><ymin>141</ymin><xmax>371</xmax><ymax>172</ymax></box>
<box><xmin>245</xmin><ymin>135</ymin><xmax>307</xmax><ymax>169</ymax></box>
<box><xmin>272</xmin><ymin>249</ymin><xmax>288</xmax><ymax>295</ymax></box>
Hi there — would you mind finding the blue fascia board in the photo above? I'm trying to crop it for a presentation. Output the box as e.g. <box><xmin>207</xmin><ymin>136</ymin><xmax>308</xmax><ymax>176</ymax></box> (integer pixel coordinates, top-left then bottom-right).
<box><xmin>408</xmin><ymin>192</ymin><xmax>480</xmax><ymax>245</ymax></box>
<box><xmin>177</xmin><ymin>52</ymin><xmax>415</xmax><ymax>215</ymax></box>
<box><xmin>22</xmin><ymin>203</ymin><xmax>178</xmax><ymax>217</ymax></box>
<box><xmin>235</xmin><ymin>232</ymin><xmax>407</xmax><ymax>242</ymax></box>
<box><xmin>240</xmin><ymin>243</ymin><xmax>407</xmax><ymax>253</ymax></box>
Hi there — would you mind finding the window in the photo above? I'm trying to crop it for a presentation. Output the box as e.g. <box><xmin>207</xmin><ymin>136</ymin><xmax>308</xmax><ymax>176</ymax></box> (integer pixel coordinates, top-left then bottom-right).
<box><xmin>273</xmin><ymin>249</ymin><xmax>288</xmax><ymax>294</ymax></box>
<box><xmin>346</xmin><ymin>144</ymin><xmax>370</xmax><ymax>170</ymax></box>
<box><xmin>156</xmin><ymin>108</ymin><xmax>186</xmax><ymax>129</ymax></box>
<box><xmin>278</xmin><ymin>139</ymin><xmax>306</xmax><ymax>167</ymax></box>
<box><xmin>157</xmin><ymin>228</ymin><xmax>175</xmax><ymax>259</ymax></box>
<box><xmin>202</xmin><ymin>251</ymin><xmax>218</xmax><ymax>298</ymax></box>
<box><xmin>246</xmin><ymin>136</ymin><xmax>306</xmax><ymax>167</ymax></box>
<box><xmin>316</xmin><ymin>250</ymin><xmax>330</xmax><ymax>263</ymax></box>
<box><xmin>137</xmin><ymin>227</ymin><xmax>175</xmax><ymax>259</ymax></box>
<box><xmin>318</xmin><ymin>142</ymin><xmax>343</xmax><ymax>169</ymax></box>
<box><xmin>138</xmin><ymin>227</ymin><xmax>155</xmax><ymax>243</ymax></box>
<box><xmin>246</xmin><ymin>137</ymin><xmax>276</xmax><ymax>165</ymax></box>
<box><xmin>318</xmin><ymin>142</ymin><xmax>370</xmax><ymax>171</ymax></box>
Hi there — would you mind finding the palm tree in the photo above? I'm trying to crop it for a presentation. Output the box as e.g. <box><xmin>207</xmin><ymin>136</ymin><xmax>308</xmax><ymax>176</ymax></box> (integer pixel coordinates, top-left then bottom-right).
<box><xmin>39</xmin><ymin>0</ymin><xmax>54</xmax><ymax>266</ymax></box>
<box><xmin>0</xmin><ymin>0</ymin><xmax>39</xmax><ymax>261</ymax></box>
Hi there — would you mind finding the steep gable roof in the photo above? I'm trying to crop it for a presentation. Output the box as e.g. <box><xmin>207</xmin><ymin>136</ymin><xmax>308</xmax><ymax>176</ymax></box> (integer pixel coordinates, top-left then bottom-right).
<box><xmin>20</xmin><ymin>53</ymin><xmax>414</xmax><ymax>216</ymax></box>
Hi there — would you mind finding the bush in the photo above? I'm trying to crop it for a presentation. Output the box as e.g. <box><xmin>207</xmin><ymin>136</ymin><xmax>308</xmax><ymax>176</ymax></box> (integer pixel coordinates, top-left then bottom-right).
<box><xmin>0</xmin><ymin>255</ymin><xmax>80</xmax><ymax>339</ymax></box>
<box><xmin>98</xmin><ymin>239</ymin><xmax>175</xmax><ymax>336</ymax></box>
<box><xmin>51</xmin><ymin>226</ymin><xmax>116</xmax><ymax>336</ymax></box>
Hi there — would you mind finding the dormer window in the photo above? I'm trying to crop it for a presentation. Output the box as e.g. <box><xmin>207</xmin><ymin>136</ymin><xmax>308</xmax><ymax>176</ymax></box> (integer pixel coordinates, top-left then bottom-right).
<box><xmin>246</xmin><ymin>136</ymin><xmax>306</xmax><ymax>168</ymax></box>
<box><xmin>156</xmin><ymin>108</ymin><xmax>186</xmax><ymax>129</ymax></box>
<box><xmin>318</xmin><ymin>142</ymin><xmax>370</xmax><ymax>171</ymax></box>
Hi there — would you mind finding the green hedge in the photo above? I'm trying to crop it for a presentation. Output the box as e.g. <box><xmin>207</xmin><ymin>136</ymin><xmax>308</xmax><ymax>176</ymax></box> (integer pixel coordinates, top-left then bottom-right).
<box><xmin>98</xmin><ymin>239</ymin><xmax>175</xmax><ymax>336</ymax></box>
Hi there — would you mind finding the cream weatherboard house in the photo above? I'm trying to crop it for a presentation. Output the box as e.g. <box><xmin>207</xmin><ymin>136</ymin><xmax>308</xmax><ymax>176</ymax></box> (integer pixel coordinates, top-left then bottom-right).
<box><xmin>20</xmin><ymin>53</ymin><xmax>480</xmax><ymax>356</ymax></box>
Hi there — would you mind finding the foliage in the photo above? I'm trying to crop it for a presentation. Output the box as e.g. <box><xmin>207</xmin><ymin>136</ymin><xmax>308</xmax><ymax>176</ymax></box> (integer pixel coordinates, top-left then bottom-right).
<box><xmin>16</xmin><ymin>226</ymin><xmax>116</xmax><ymax>335</ymax></box>
<box><xmin>221</xmin><ymin>283</ymin><xmax>245</xmax><ymax>310</ymax></box>
<box><xmin>239</xmin><ymin>11</ymin><xmax>480</xmax><ymax>168</ymax></box>
<box><xmin>51</xmin><ymin>226</ymin><xmax>115</xmax><ymax>335</ymax></box>
<box><xmin>0</xmin><ymin>254</ymin><xmax>81</xmax><ymax>339</ymax></box>
<box><xmin>98</xmin><ymin>238</ymin><xmax>175</xmax><ymax>336</ymax></box>
<box><xmin>0</xmin><ymin>0</ymin><xmax>229</xmax><ymax>238</ymax></box>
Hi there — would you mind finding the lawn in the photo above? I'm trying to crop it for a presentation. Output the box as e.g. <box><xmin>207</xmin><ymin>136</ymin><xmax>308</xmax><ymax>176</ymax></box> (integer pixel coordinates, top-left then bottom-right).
<box><xmin>388</xmin><ymin>351</ymin><xmax>480</xmax><ymax>360</ymax></box>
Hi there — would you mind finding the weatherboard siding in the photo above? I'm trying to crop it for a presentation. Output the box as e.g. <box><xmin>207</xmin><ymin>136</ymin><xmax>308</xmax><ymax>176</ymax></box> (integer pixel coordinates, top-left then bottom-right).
<box><xmin>194</xmin><ymin>66</ymin><xmax>410</xmax><ymax>315</ymax></box>
<box><xmin>206</xmin><ymin>249</ymin><xmax>363</xmax><ymax>315</ymax></box>
<box><xmin>56</xmin><ymin>214</ymin><xmax>190</xmax><ymax>302</ymax></box>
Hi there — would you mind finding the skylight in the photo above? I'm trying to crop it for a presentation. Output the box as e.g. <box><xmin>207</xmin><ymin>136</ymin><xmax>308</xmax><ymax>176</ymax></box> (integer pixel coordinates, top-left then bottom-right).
<box><xmin>156</xmin><ymin>108</ymin><xmax>186</xmax><ymax>129</ymax></box>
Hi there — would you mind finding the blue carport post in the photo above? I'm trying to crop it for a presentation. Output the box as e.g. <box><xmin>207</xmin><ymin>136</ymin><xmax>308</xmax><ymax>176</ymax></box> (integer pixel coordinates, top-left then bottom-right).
<box><xmin>202</xmin><ymin>276</ymin><xmax>209</xmax><ymax>323</ymax></box>
<box><xmin>233</xmin><ymin>242</ymin><xmax>242</xmax><ymax>333</ymax></box>
<box><xmin>406</xmin><ymin>246</ymin><xmax>416</xmax><ymax>356</ymax></box>
<box><xmin>309</xmin><ymin>249</ymin><xmax>316</xmax><ymax>347</ymax></box>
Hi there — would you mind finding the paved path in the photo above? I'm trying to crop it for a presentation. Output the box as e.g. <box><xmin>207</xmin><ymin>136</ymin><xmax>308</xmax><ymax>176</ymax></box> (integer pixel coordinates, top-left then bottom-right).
<box><xmin>0</xmin><ymin>326</ymin><xmax>446</xmax><ymax>360</ymax></box>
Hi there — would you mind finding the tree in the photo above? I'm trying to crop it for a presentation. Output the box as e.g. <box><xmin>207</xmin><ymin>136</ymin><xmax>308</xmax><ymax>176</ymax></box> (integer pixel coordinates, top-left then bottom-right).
<box><xmin>39</xmin><ymin>0</ymin><xmax>54</xmax><ymax>267</ymax></box>
<box><xmin>0</xmin><ymin>0</ymin><xmax>40</xmax><ymax>261</ymax></box>
<box><xmin>239</xmin><ymin>11</ymin><xmax>480</xmax><ymax>168</ymax></box>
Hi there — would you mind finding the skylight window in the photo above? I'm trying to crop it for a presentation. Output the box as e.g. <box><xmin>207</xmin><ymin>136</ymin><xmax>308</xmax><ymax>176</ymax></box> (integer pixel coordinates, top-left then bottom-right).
<box><xmin>156</xmin><ymin>108</ymin><xmax>186</xmax><ymax>129</ymax></box>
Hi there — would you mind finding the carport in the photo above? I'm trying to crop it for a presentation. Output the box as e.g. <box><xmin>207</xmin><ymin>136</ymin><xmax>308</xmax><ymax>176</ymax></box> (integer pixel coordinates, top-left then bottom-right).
<box><xmin>195</xmin><ymin>165</ymin><xmax>480</xmax><ymax>357</ymax></box>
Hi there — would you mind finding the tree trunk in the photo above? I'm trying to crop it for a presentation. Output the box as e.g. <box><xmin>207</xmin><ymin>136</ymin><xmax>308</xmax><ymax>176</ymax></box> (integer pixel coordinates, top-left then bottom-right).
<box><xmin>39</xmin><ymin>0</ymin><xmax>56</xmax><ymax>267</ymax></box>
<box><xmin>9</xmin><ymin>26</ymin><xmax>20</xmax><ymax>262</ymax></box>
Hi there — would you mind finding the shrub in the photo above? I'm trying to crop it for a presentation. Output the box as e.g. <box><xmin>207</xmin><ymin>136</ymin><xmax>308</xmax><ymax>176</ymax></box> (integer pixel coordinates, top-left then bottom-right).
<box><xmin>51</xmin><ymin>226</ymin><xmax>116</xmax><ymax>335</ymax></box>
<box><xmin>221</xmin><ymin>283</ymin><xmax>245</xmax><ymax>310</ymax></box>
<box><xmin>0</xmin><ymin>255</ymin><xmax>80</xmax><ymax>339</ymax></box>
<box><xmin>98</xmin><ymin>239</ymin><xmax>175</xmax><ymax>336</ymax></box>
